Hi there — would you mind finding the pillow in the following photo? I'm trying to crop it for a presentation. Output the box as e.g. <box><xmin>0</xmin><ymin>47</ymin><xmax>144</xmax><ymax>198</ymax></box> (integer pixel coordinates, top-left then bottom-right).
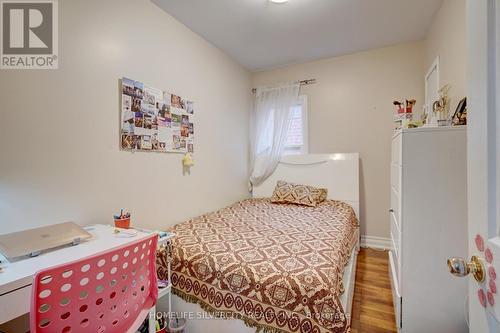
<box><xmin>271</xmin><ymin>180</ymin><xmax>328</xmax><ymax>207</ymax></box>
<box><xmin>318</xmin><ymin>187</ymin><xmax>328</xmax><ymax>203</ymax></box>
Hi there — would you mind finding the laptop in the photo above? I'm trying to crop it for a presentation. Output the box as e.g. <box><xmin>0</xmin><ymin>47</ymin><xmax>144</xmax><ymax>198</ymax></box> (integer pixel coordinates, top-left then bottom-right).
<box><xmin>0</xmin><ymin>222</ymin><xmax>92</xmax><ymax>260</ymax></box>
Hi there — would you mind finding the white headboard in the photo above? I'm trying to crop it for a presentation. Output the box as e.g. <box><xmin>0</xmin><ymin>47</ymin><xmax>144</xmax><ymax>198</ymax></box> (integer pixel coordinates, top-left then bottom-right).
<box><xmin>252</xmin><ymin>153</ymin><xmax>360</xmax><ymax>217</ymax></box>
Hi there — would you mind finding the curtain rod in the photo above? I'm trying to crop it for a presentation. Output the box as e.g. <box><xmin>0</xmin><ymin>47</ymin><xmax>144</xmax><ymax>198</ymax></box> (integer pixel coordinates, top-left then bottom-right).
<box><xmin>251</xmin><ymin>79</ymin><xmax>316</xmax><ymax>93</ymax></box>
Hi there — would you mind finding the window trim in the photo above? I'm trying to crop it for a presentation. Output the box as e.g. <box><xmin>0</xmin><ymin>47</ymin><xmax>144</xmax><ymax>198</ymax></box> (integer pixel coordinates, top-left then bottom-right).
<box><xmin>284</xmin><ymin>95</ymin><xmax>308</xmax><ymax>155</ymax></box>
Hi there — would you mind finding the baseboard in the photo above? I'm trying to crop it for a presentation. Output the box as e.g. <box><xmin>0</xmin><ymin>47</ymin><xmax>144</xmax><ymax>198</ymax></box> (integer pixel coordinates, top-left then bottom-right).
<box><xmin>360</xmin><ymin>235</ymin><xmax>392</xmax><ymax>250</ymax></box>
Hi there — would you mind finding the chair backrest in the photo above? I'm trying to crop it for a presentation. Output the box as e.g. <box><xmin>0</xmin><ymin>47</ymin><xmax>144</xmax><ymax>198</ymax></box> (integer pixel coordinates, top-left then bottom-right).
<box><xmin>30</xmin><ymin>234</ymin><xmax>158</xmax><ymax>333</ymax></box>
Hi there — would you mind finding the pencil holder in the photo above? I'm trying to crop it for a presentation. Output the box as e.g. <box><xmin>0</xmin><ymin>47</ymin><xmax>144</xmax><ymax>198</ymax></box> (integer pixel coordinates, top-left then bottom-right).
<box><xmin>114</xmin><ymin>217</ymin><xmax>131</xmax><ymax>229</ymax></box>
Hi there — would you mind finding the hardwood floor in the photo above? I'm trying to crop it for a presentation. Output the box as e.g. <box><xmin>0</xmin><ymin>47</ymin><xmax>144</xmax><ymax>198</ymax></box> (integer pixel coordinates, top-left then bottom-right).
<box><xmin>350</xmin><ymin>248</ymin><xmax>397</xmax><ymax>333</ymax></box>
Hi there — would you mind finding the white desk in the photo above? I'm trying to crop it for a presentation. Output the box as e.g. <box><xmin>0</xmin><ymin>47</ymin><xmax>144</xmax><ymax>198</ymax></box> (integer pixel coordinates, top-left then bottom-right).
<box><xmin>0</xmin><ymin>224</ymin><xmax>154</xmax><ymax>325</ymax></box>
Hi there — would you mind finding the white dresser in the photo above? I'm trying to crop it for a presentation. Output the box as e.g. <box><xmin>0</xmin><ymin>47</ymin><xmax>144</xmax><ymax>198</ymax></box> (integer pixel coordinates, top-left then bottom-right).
<box><xmin>389</xmin><ymin>127</ymin><xmax>468</xmax><ymax>333</ymax></box>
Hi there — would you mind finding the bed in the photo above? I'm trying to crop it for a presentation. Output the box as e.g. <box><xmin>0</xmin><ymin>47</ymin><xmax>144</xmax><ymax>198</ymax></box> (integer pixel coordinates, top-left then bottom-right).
<box><xmin>157</xmin><ymin>154</ymin><xmax>360</xmax><ymax>333</ymax></box>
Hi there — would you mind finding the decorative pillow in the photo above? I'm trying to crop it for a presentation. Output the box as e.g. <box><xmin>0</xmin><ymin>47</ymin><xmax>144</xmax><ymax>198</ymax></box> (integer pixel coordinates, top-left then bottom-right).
<box><xmin>318</xmin><ymin>187</ymin><xmax>328</xmax><ymax>203</ymax></box>
<box><xmin>271</xmin><ymin>180</ymin><xmax>327</xmax><ymax>207</ymax></box>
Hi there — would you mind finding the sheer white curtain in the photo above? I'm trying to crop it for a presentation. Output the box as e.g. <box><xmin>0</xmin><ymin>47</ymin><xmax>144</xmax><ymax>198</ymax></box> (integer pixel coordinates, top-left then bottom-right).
<box><xmin>249</xmin><ymin>82</ymin><xmax>300</xmax><ymax>187</ymax></box>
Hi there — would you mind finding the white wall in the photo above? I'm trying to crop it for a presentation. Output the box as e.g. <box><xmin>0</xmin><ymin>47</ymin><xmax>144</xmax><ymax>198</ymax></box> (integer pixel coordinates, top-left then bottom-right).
<box><xmin>250</xmin><ymin>0</ymin><xmax>467</xmax><ymax>241</ymax></box>
<box><xmin>252</xmin><ymin>42</ymin><xmax>425</xmax><ymax>239</ymax></box>
<box><xmin>424</xmin><ymin>0</ymin><xmax>466</xmax><ymax>113</ymax></box>
<box><xmin>0</xmin><ymin>0</ymin><xmax>251</xmax><ymax>234</ymax></box>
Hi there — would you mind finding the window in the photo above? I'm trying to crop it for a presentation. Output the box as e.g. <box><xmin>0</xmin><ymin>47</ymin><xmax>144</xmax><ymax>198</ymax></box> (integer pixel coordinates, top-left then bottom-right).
<box><xmin>254</xmin><ymin>95</ymin><xmax>308</xmax><ymax>156</ymax></box>
<box><xmin>284</xmin><ymin>95</ymin><xmax>308</xmax><ymax>155</ymax></box>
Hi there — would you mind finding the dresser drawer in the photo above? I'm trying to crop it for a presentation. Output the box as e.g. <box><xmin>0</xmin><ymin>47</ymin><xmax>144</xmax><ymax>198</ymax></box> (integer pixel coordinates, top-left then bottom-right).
<box><xmin>390</xmin><ymin>211</ymin><xmax>400</xmax><ymax>249</ymax></box>
<box><xmin>391</xmin><ymin>162</ymin><xmax>401</xmax><ymax>195</ymax></box>
<box><xmin>391</xmin><ymin>133</ymin><xmax>402</xmax><ymax>165</ymax></box>
<box><xmin>388</xmin><ymin>251</ymin><xmax>402</xmax><ymax>329</ymax></box>
<box><xmin>390</xmin><ymin>211</ymin><xmax>401</xmax><ymax>282</ymax></box>
<box><xmin>390</xmin><ymin>187</ymin><xmax>400</xmax><ymax>223</ymax></box>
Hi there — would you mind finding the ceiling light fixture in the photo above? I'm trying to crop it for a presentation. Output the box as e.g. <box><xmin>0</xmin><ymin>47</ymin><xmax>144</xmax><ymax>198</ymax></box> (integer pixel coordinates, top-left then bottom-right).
<box><xmin>270</xmin><ymin>0</ymin><xmax>289</xmax><ymax>4</ymax></box>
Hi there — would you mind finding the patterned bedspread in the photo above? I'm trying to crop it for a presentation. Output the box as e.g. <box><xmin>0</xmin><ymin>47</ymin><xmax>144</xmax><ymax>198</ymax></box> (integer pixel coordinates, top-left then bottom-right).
<box><xmin>157</xmin><ymin>198</ymin><xmax>359</xmax><ymax>333</ymax></box>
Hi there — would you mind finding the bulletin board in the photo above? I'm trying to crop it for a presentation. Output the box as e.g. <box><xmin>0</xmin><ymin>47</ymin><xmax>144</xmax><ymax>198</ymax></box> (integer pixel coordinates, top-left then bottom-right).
<box><xmin>120</xmin><ymin>77</ymin><xmax>194</xmax><ymax>153</ymax></box>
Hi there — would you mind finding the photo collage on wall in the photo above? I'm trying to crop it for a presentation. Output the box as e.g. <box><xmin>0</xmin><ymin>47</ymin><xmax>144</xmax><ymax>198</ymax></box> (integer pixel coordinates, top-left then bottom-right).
<box><xmin>121</xmin><ymin>77</ymin><xmax>194</xmax><ymax>153</ymax></box>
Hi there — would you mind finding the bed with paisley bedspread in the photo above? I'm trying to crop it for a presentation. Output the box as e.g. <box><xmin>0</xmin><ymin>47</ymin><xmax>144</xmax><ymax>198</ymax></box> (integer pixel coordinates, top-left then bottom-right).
<box><xmin>156</xmin><ymin>198</ymin><xmax>359</xmax><ymax>333</ymax></box>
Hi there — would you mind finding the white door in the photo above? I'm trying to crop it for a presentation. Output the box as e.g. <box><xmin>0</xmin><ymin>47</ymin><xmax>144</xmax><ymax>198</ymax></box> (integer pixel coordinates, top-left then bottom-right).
<box><xmin>425</xmin><ymin>56</ymin><xmax>440</xmax><ymax>117</ymax></box>
<box><xmin>458</xmin><ymin>0</ymin><xmax>500</xmax><ymax>331</ymax></box>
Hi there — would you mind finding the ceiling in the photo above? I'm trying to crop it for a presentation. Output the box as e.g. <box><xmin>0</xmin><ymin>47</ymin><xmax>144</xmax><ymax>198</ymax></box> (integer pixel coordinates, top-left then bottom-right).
<box><xmin>152</xmin><ymin>0</ymin><xmax>444</xmax><ymax>71</ymax></box>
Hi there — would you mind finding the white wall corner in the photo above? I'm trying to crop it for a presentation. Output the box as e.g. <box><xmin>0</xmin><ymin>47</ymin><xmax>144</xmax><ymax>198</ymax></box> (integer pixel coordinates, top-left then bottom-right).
<box><xmin>360</xmin><ymin>235</ymin><xmax>393</xmax><ymax>250</ymax></box>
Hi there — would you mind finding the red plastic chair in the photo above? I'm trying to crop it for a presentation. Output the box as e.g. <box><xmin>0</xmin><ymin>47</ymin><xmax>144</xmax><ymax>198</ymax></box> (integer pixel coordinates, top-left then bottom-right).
<box><xmin>30</xmin><ymin>234</ymin><xmax>158</xmax><ymax>333</ymax></box>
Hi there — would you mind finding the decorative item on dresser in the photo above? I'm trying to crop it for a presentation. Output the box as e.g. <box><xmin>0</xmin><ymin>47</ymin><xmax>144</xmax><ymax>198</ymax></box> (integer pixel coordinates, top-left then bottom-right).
<box><xmin>451</xmin><ymin>97</ymin><xmax>467</xmax><ymax>126</ymax></box>
<box><xmin>393</xmin><ymin>99</ymin><xmax>416</xmax><ymax>130</ymax></box>
<box><xmin>432</xmin><ymin>84</ymin><xmax>452</xmax><ymax>127</ymax></box>
<box><xmin>389</xmin><ymin>127</ymin><xmax>467</xmax><ymax>332</ymax></box>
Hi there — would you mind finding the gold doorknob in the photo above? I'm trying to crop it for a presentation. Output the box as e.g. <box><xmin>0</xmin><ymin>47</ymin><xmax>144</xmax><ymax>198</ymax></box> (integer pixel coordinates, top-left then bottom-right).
<box><xmin>447</xmin><ymin>255</ymin><xmax>485</xmax><ymax>283</ymax></box>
